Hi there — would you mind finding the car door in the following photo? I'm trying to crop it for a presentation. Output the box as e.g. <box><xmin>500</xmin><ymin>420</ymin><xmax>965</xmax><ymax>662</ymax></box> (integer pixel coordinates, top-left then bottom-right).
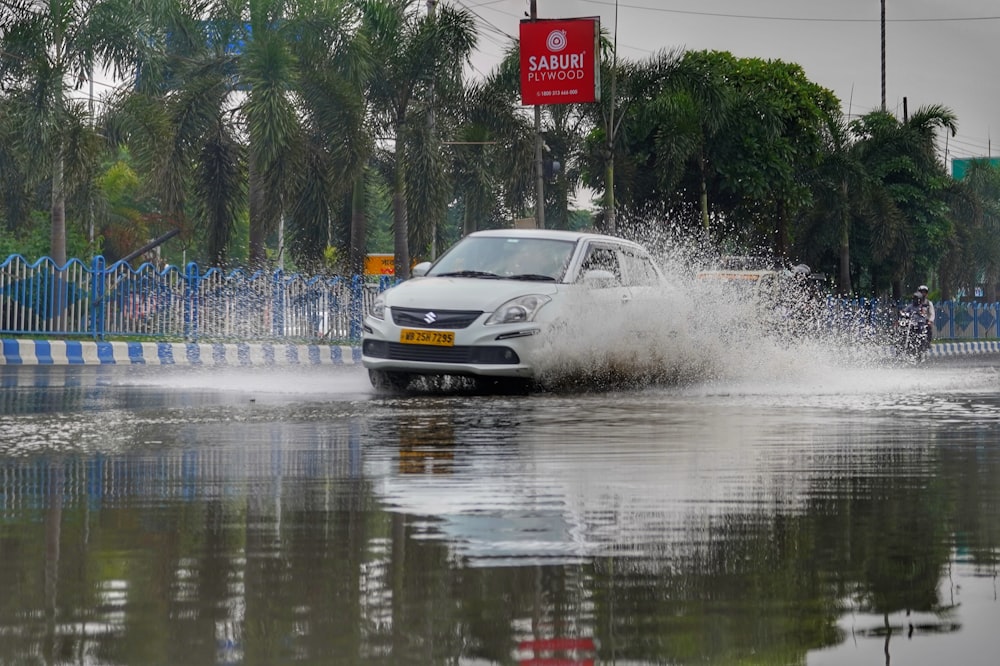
<box><xmin>616</xmin><ymin>243</ymin><xmax>678</xmax><ymax>339</ymax></box>
<box><xmin>573</xmin><ymin>241</ymin><xmax>634</xmax><ymax>334</ymax></box>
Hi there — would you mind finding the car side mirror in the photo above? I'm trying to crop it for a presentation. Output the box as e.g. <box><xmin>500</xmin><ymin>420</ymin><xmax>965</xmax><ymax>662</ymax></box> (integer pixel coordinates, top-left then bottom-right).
<box><xmin>411</xmin><ymin>261</ymin><xmax>432</xmax><ymax>277</ymax></box>
<box><xmin>581</xmin><ymin>269</ymin><xmax>617</xmax><ymax>287</ymax></box>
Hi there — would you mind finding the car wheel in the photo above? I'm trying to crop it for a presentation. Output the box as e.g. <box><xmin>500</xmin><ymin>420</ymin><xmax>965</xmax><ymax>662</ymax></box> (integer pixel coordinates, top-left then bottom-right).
<box><xmin>369</xmin><ymin>369</ymin><xmax>412</xmax><ymax>392</ymax></box>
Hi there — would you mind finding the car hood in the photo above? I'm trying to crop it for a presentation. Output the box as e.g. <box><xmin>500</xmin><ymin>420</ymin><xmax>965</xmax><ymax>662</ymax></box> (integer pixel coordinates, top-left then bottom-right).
<box><xmin>382</xmin><ymin>276</ymin><xmax>562</xmax><ymax>311</ymax></box>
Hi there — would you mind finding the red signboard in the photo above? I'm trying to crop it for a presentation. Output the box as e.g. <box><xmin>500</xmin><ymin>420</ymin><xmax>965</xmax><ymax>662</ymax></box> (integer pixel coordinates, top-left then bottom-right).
<box><xmin>519</xmin><ymin>17</ymin><xmax>600</xmax><ymax>106</ymax></box>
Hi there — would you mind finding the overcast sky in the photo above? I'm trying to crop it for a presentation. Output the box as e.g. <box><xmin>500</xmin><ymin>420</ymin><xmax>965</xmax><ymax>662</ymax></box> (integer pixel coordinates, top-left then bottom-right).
<box><xmin>461</xmin><ymin>0</ymin><xmax>1000</xmax><ymax>170</ymax></box>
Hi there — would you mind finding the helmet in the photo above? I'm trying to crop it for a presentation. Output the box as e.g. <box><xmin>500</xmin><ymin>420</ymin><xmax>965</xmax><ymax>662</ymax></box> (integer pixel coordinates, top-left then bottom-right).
<box><xmin>913</xmin><ymin>291</ymin><xmax>922</xmax><ymax>298</ymax></box>
<box><xmin>918</xmin><ymin>284</ymin><xmax>929</xmax><ymax>292</ymax></box>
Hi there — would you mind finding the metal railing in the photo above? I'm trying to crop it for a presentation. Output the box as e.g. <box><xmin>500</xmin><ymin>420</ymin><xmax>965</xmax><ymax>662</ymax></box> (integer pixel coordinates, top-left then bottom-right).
<box><xmin>1</xmin><ymin>255</ymin><xmax>394</xmax><ymax>342</ymax></box>
<box><xmin>3</xmin><ymin>253</ymin><xmax>999</xmax><ymax>342</ymax></box>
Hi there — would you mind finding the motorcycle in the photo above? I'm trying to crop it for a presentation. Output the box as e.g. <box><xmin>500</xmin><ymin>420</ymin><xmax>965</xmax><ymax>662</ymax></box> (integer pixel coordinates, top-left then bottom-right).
<box><xmin>895</xmin><ymin>306</ymin><xmax>930</xmax><ymax>362</ymax></box>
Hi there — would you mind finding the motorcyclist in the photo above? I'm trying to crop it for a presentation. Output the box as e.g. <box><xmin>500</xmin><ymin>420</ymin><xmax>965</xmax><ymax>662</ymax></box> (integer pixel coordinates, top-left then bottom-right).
<box><xmin>916</xmin><ymin>284</ymin><xmax>935</xmax><ymax>343</ymax></box>
<box><xmin>897</xmin><ymin>291</ymin><xmax>930</xmax><ymax>358</ymax></box>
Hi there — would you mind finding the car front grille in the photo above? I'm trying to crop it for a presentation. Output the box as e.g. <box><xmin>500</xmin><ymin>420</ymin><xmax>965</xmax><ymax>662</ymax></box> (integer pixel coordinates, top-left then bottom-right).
<box><xmin>391</xmin><ymin>307</ymin><xmax>483</xmax><ymax>329</ymax></box>
<box><xmin>363</xmin><ymin>340</ymin><xmax>519</xmax><ymax>365</ymax></box>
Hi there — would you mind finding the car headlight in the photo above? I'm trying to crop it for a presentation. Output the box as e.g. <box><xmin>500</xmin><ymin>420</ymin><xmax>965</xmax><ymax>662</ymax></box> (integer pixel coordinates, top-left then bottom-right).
<box><xmin>369</xmin><ymin>296</ymin><xmax>386</xmax><ymax>320</ymax></box>
<box><xmin>485</xmin><ymin>294</ymin><xmax>551</xmax><ymax>325</ymax></box>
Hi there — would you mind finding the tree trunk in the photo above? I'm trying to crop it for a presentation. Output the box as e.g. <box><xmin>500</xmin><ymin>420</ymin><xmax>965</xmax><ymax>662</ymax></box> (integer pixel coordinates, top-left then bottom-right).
<box><xmin>892</xmin><ymin>279</ymin><xmax>903</xmax><ymax>302</ymax></box>
<box><xmin>774</xmin><ymin>199</ymin><xmax>788</xmax><ymax>257</ymax></box>
<box><xmin>50</xmin><ymin>154</ymin><xmax>66</xmax><ymax>267</ymax></box>
<box><xmin>349</xmin><ymin>174</ymin><xmax>367</xmax><ymax>276</ymax></box>
<box><xmin>248</xmin><ymin>157</ymin><xmax>267</xmax><ymax>268</ymax></box>
<box><xmin>699</xmin><ymin>153</ymin><xmax>710</xmax><ymax>230</ymax></box>
<box><xmin>392</xmin><ymin>155</ymin><xmax>410</xmax><ymax>280</ymax></box>
<box><xmin>604</xmin><ymin>155</ymin><xmax>616</xmax><ymax>235</ymax></box>
<box><xmin>838</xmin><ymin>179</ymin><xmax>852</xmax><ymax>295</ymax></box>
<box><xmin>462</xmin><ymin>203</ymin><xmax>475</xmax><ymax>237</ymax></box>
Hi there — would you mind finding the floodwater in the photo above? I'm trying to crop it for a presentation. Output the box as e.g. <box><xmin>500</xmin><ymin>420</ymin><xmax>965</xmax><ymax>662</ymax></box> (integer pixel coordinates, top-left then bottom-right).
<box><xmin>1</xmin><ymin>355</ymin><xmax>999</xmax><ymax>665</ymax></box>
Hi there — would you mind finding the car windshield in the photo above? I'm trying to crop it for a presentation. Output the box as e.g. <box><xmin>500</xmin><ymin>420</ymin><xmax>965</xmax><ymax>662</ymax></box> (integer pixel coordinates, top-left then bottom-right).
<box><xmin>429</xmin><ymin>236</ymin><xmax>575</xmax><ymax>281</ymax></box>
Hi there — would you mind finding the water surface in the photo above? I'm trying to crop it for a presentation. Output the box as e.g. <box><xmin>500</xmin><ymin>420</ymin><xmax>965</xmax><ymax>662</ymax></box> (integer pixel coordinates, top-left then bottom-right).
<box><xmin>0</xmin><ymin>360</ymin><xmax>998</xmax><ymax>665</ymax></box>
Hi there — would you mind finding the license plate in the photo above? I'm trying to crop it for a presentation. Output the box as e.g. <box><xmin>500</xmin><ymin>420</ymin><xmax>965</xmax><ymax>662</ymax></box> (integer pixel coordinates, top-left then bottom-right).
<box><xmin>400</xmin><ymin>329</ymin><xmax>455</xmax><ymax>346</ymax></box>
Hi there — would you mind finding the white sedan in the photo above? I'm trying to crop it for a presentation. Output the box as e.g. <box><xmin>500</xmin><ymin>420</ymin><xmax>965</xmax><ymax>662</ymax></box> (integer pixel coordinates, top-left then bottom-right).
<box><xmin>361</xmin><ymin>229</ymin><xmax>677</xmax><ymax>391</ymax></box>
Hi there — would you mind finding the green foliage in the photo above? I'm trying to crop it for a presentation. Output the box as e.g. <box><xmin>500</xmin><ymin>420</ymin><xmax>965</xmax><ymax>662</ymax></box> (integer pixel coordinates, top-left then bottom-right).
<box><xmin>0</xmin><ymin>1</ymin><xmax>986</xmax><ymax>301</ymax></box>
<box><xmin>0</xmin><ymin>211</ymin><xmax>89</xmax><ymax>262</ymax></box>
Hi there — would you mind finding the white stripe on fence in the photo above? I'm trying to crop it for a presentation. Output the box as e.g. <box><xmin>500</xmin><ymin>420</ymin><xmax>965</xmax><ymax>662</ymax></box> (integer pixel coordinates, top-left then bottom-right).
<box><xmin>0</xmin><ymin>339</ymin><xmax>361</xmax><ymax>366</ymax></box>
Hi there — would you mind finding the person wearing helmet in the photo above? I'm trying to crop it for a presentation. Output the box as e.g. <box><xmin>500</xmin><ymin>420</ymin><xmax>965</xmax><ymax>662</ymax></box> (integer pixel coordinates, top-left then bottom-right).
<box><xmin>916</xmin><ymin>285</ymin><xmax>935</xmax><ymax>343</ymax></box>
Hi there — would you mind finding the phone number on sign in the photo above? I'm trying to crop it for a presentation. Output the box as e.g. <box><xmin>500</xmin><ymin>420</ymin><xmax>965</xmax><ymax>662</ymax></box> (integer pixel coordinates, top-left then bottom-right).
<box><xmin>538</xmin><ymin>89</ymin><xmax>580</xmax><ymax>97</ymax></box>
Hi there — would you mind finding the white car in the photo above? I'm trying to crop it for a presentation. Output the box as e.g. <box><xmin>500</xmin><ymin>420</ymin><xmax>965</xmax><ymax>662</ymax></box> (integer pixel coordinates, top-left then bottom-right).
<box><xmin>361</xmin><ymin>229</ymin><xmax>675</xmax><ymax>391</ymax></box>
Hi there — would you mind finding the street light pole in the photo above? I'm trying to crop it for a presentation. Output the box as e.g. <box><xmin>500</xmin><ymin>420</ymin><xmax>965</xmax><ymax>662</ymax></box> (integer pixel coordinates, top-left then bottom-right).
<box><xmin>531</xmin><ymin>0</ymin><xmax>545</xmax><ymax>229</ymax></box>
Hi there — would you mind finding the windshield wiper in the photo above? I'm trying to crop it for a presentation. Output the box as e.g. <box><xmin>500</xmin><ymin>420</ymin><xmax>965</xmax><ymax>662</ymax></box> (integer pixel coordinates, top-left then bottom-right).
<box><xmin>507</xmin><ymin>274</ymin><xmax>557</xmax><ymax>281</ymax></box>
<box><xmin>436</xmin><ymin>270</ymin><xmax>500</xmax><ymax>279</ymax></box>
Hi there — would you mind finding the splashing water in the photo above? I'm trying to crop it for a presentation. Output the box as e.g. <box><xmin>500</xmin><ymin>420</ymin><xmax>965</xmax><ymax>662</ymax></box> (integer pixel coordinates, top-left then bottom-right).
<box><xmin>531</xmin><ymin>230</ymin><xmax>890</xmax><ymax>391</ymax></box>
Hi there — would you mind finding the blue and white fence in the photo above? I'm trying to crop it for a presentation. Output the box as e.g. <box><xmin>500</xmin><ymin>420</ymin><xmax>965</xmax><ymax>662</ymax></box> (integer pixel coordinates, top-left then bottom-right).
<box><xmin>819</xmin><ymin>297</ymin><xmax>1000</xmax><ymax>342</ymax></box>
<box><xmin>3</xmin><ymin>254</ymin><xmax>1000</xmax><ymax>345</ymax></box>
<box><xmin>1</xmin><ymin>255</ymin><xmax>394</xmax><ymax>342</ymax></box>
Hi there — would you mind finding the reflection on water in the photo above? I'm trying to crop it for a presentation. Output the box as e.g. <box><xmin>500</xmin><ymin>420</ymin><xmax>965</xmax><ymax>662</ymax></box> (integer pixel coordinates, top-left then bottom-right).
<box><xmin>0</xmin><ymin>364</ymin><xmax>999</xmax><ymax>665</ymax></box>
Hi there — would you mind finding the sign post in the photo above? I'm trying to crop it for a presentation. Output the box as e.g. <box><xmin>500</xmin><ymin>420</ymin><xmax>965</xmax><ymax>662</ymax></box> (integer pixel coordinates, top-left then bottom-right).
<box><xmin>529</xmin><ymin>1</ymin><xmax>544</xmax><ymax>229</ymax></box>
<box><xmin>519</xmin><ymin>10</ymin><xmax>600</xmax><ymax>230</ymax></box>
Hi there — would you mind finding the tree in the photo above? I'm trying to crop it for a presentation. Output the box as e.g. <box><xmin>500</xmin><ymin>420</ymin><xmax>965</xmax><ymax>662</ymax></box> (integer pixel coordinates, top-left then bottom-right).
<box><xmin>849</xmin><ymin>106</ymin><xmax>956</xmax><ymax>298</ymax></box>
<box><xmin>939</xmin><ymin>159</ymin><xmax>1000</xmax><ymax>301</ymax></box>
<box><xmin>582</xmin><ymin>46</ymin><xmax>684</xmax><ymax>235</ymax></box>
<box><xmin>0</xmin><ymin>0</ymin><xmax>156</xmax><ymax>266</ymax></box>
<box><xmin>107</xmin><ymin>0</ymin><xmax>370</xmax><ymax>268</ymax></box>
<box><xmin>796</xmin><ymin>112</ymin><xmax>902</xmax><ymax>295</ymax></box>
<box><xmin>358</xmin><ymin>0</ymin><xmax>476</xmax><ymax>278</ymax></box>
<box><xmin>645</xmin><ymin>49</ymin><xmax>737</xmax><ymax>232</ymax></box>
<box><xmin>599</xmin><ymin>49</ymin><xmax>839</xmax><ymax>259</ymax></box>
<box><xmin>446</xmin><ymin>77</ymin><xmax>533</xmax><ymax>238</ymax></box>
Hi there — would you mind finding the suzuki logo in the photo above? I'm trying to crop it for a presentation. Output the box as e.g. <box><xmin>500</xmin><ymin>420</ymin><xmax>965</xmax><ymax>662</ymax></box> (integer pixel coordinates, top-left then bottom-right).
<box><xmin>423</xmin><ymin>312</ymin><xmax>437</xmax><ymax>324</ymax></box>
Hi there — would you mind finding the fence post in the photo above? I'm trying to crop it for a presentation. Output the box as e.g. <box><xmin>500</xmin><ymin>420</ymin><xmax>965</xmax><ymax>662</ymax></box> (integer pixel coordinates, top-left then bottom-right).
<box><xmin>90</xmin><ymin>256</ymin><xmax>106</xmax><ymax>340</ymax></box>
<box><xmin>184</xmin><ymin>262</ymin><xmax>199</xmax><ymax>341</ymax></box>
<box><xmin>272</xmin><ymin>269</ymin><xmax>284</xmax><ymax>337</ymax></box>
<box><xmin>349</xmin><ymin>275</ymin><xmax>364</xmax><ymax>341</ymax></box>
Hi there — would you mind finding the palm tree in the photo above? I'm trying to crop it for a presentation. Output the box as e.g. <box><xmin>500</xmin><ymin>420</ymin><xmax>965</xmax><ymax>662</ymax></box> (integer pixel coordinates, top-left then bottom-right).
<box><xmin>107</xmin><ymin>0</ymin><xmax>370</xmax><ymax>268</ymax></box>
<box><xmin>850</xmin><ymin>106</ymin><xmax>956</xmax><ymax>298</ymax></box>
<box><xmin>0</xmin><ymin>0</ymin><xmax>156</xmax><ymax>266</ymax></box>
<box><xmin>358</xmin><ymin>0</ymin><xmax>476</xmax><ymax>278</ymax></box>
<box><xmin>940</xmin><ymin>159</ymin><xmax>1000</xmax><ymax>301</ymax></box>
<box><xmin>647</xmin><ymin>50</ymin><xmax>736</xmax><ymax>232</ymax></box>
<box><xmin>467</xmin><ymin>45</ymin><xmax>540</xmax><ymax>229</ymax></box>
<box><xmin>103</xmin><ymin>0</ymin><xmax>246</xmax><ymax>265</ymax></box>
<box><xmin>797</xmin><ymin>112</ymin><xmax>903</xmax><ymax>295</ymax></box>
<box><xmin>279</xmin><ymin>0</ymin><xmax>373</xmax><ymax>271</ymax></box>
<box><xmin>445</xmin><ymin>79</ymin><xmax>530</xmax><ymax>238</ymax></box>
<box><xmin>586</xmin><ymin>45</ymin><xmax>684</xmax><ymax>234</ymax></box>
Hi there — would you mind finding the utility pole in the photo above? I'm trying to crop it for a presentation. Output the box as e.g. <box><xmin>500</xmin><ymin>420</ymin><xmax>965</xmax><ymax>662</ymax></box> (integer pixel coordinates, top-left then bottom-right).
<box><xmin>428</xmin><ymin>0</ymin><xmax>439</xmax><ymax>252</ymax></box>
<box><xmin>604</xmin><ymin>0</ymin><xmax>618</xmax><ymax>234</ymax></box>
<box><xmin>531</xmin><ymin>0</ymin><xmax>545</xmax><ymax>229</ymax></box>
<box><xmin>880</xmin><ymin>0</ymin><xmax>886</xmax><ymax>110</ymax></box>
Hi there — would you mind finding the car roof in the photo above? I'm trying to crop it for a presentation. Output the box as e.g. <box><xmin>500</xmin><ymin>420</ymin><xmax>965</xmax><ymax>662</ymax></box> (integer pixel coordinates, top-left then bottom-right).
<box><xmin>468</xmin><ymin>228</ymin><xmax>645</xmax><ymax>248</ymax></box>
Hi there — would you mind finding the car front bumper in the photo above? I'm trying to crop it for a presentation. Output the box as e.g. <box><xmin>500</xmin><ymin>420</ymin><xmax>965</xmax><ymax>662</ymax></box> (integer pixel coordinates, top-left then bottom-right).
<box><xmin>361</xmin><ymin>316</ymin><xmax>541</xmax><ymax>378</ymax></box>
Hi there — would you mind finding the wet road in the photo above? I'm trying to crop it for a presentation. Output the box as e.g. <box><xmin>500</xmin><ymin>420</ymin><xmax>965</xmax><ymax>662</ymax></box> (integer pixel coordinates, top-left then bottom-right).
<box><xmin>1</xmin><ymin>355</ymin><xmax>999</xmax><ymax>665</ymax></box>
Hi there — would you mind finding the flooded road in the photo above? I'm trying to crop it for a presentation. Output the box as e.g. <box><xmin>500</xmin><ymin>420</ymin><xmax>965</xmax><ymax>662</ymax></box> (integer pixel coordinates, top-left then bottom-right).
<box><xmin>1</xmin><ymin>356</ymin><xmax>999</xmax><ymax>665</ymax></box>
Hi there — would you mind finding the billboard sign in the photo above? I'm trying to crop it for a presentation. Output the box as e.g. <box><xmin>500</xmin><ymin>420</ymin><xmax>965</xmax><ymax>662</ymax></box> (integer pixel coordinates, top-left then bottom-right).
<box><xmin>519</xmin><ymin>17</ymin><xmax>600</xmax><ymax>106</ymax></box>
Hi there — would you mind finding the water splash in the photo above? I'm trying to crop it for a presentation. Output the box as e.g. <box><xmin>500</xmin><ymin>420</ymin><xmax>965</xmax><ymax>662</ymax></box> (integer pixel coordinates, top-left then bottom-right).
<box><xmin>532</xmin><ymin>231</ymin><xmax>891</xmax><ymax>391</ymax></box>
